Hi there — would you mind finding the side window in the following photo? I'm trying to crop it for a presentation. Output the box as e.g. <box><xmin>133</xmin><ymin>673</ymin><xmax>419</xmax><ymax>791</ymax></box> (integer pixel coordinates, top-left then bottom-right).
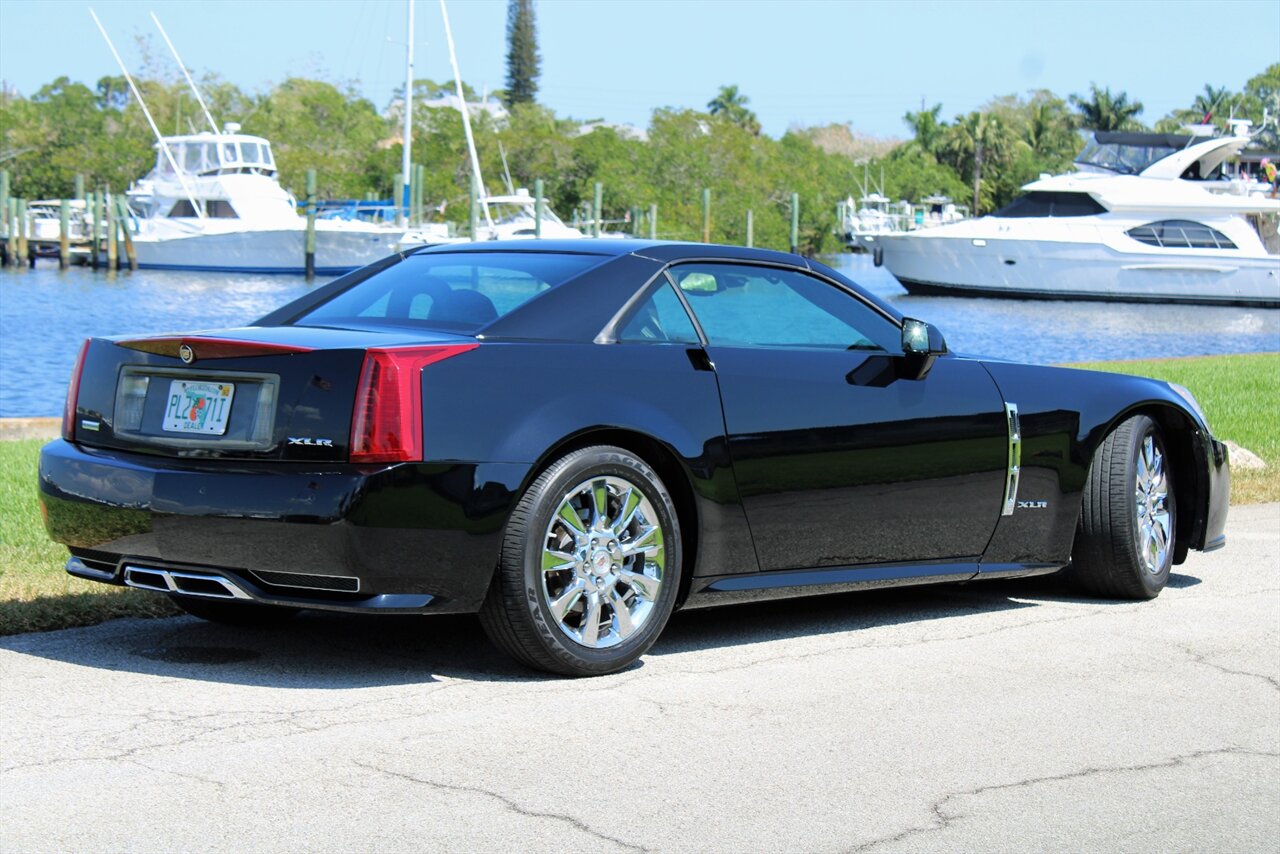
<box><xmin>1126</xmin><ymin>220</ymin><xmax>1236</xmax><ymax>250</ymax></box>
<box><xmin>671</xmin><ymin>263</ymin><xmax>896</xmax><ymax>351</ymax></box>
<box><xmin>619</xmin><ymin>280</ymin><xmax>701</xmax><ymax>344</ymax></box>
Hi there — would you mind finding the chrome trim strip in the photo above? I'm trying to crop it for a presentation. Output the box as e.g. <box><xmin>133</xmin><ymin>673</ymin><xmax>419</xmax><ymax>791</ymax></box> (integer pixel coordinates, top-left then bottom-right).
<box><xmin>122</xmin><ymin>566</ymin><xmax>253</xmax><ymax>600</ymax></box>
<box><xmin>1001</xmin><ymin>403</ymin><xmax>1022</xmax><ymax>516</ymax></box>
<box><xmin>66</xmin><ymin>556</ymin><xmax>117</xmax><ymax>582</ymax></box>
<box><xmin>249</xmin><ymin>570</ymin><xmax>361</xmax><ymax>594</ymax></box>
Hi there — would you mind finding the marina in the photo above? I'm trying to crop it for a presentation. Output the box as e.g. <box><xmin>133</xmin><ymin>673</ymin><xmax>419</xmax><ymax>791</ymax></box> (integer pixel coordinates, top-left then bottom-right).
<box><xmin>3</xmin><ymin>254</ymin><xmax>1277</xmax><ymax>418</ymax></box>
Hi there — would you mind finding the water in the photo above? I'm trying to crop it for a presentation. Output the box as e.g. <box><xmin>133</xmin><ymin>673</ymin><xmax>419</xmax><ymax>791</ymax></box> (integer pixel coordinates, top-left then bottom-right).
<box><xmin>2</xmin><ymin>256</ymin><xmax>1277</xmax><ymax>417</ymax></box>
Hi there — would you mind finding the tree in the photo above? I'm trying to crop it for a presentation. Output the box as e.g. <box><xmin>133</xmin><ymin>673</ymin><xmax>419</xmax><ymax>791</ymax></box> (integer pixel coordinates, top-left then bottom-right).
<box><xmin>941</xmin><ymin>111</ymin><xmax>1017</xmax><ymax>214</ymax></box>
<box><xmin>504</xmin><ymin>0</ymin><xmax>540</xmax><ymax>108</ymax></box>
<box><xmin>1070</xmin><ymin>84</ymin><xmax>1144</xmax><ymax>131</ymax></box>
<box><xmin>707</xmin><ymin>84</ymin><xmax>761</xmax><ymax>136</ymax></box>
<box><xmin>903</xmin><ymin>103</ymin><xmax>945</xmax><ymax>155</ymax></box>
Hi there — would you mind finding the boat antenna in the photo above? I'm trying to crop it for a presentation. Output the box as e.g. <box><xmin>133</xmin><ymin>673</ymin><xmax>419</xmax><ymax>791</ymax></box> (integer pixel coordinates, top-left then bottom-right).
<box><xmin>89</xmin><ymin>9</ymin><xmax>205</xmax><ymax>219</ymax></box>
<box><xmin>399</xmin><ymin>0</ymin><xmax>414</xmax><ymax>226</ymax></box>
<box><xmin>439</xmin><ymin>0</ymin><xmax>494</xmax><ymax>234</ymax></box>
<box><xmin>150</xmin><ymin>12</ymin><xmax>220</xmax><ymax>135</ymax></box>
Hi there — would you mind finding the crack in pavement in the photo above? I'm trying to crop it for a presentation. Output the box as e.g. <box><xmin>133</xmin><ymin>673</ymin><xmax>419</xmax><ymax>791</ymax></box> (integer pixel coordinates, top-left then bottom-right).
<box><xmin>846</xmin><ymin>746</ymin><xmax>1280</xmax><ymax>852</ymax></box>
<box><xmin>351</xmin><ymin>760</ymin><xmax>649</xmax><ymax>852</ymax></box>
<box><xmin>1179</xmin><ymin>645</ymin><xmax>1280</xmax><ymax>694</ymax></box>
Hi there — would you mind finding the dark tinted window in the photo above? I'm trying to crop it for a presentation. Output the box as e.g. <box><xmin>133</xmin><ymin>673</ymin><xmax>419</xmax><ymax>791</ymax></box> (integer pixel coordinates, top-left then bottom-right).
<box><xmin>294</xmin><ymin>252</ymin><xmax>605</xmax><ymax>332</ymax></box>
<box><xmin>1126</xmin><ymin>220</ymin><xmax>1237</xmax><ymax>250</ymax></box>
<box><xmin>619</xmin><ymin>281</ymin><xmax>700</xmax><ymax>344</ymax></box>
<box><xmin>671</xmin><ymin>263</ymin><xmax>896</xmax><ymax>351</ymax></box>
<box><xmin>992</xmin><ymin>192</ymin><xmax>1106</xmax><ymax>218</ymax></box>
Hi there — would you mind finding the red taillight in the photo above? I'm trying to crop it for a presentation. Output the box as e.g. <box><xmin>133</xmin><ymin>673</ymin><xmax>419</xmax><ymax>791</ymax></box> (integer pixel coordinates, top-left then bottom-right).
<box><xmin>349</xmin><ymin>344</ymin><xmax>477</xmax><ymax>463</ymax></box>
<box><xmin>62</xmin><ymin>339</ymin><xmax>90</xmax><ymax>441</ymax></box>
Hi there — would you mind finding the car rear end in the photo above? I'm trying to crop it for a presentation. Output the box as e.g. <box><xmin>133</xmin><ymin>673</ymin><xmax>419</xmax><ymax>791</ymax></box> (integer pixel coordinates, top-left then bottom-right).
<box><xmin>38</xmin><ymin>326</ymin><xmax>515</xmax><ymax>614</ymax></box>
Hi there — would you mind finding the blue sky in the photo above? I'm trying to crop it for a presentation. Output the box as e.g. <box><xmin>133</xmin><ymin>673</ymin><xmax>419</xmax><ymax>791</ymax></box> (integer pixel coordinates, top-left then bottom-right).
<box><xmin>1</xmin><ymin>0</ymin><xmax>1277</xmax><ymax>139</ymax></box>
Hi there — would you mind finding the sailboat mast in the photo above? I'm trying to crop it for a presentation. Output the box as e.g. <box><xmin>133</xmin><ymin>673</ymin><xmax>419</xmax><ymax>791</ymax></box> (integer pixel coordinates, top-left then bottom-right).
<box><xmin>89</xmin><ymin>8</ymin><xmax>205</xmax><ymax>220</ymax></box>
<box><xmin>150</xmin><ymin>12</ymin><xmax>220</xmax><ymax>136</ymax></box>
<box><xmin>439</xmin><ymin>0</ymin><xmax>494</xmax><ymax>233</ymax></box>
<box><xmin>400</xmin><ymin>0</ymin><xmax>415</xmax><ymax>226</ymax></box>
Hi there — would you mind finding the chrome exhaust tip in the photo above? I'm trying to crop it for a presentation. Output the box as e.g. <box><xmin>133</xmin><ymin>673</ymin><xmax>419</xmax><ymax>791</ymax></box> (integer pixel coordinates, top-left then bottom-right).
<box><xmin>122</xmin><ymin>566</ymin><xmax>252</xmax><ymax>600</ymax></box>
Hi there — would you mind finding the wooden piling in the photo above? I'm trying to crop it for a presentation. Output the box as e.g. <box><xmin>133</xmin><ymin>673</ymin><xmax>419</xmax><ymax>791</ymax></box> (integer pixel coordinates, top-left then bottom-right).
<box><xmin>89</xmin><ymin>192</ymin><xmax>101</xmax><ymax>269</ymax></box>
<box><xmin>648</xmin><ymin>204</ymin><xmax>657</xmax><ymax>240</ymax></box>
<box><xmin>73</xmin><ymin>173</ymin><xmax>85</xmax><ymax>201</ymax></box>
<box><xmin>746</xmin><ymin>209</ymin><xmax>754</xmax><ymax>248</ymax></box>
<box><xmin>105</xmin><ymin>193</ymin><xmax>118</xmax><ymax>270</ymax></box>
<box><xmin>534</xmin><ymin>178</ymin><xmax>544</xmax><ymax>238</ymax></box>
<box><xmin>59</xmin><ymin>200</ymin><xmax>71</xmax><ymax>269</ymax></box>
<box><xmin>593</xmin><ymin>182</ymin><xmax>603</xmax><ymax>238</ymax></box>
<box><xmin>790</xmin><ymin>192</ymin><xmax>799</xmax><ymax>255</ymax></box>
<box><xmin>304</xmin><ymin>170</ymin><xmax>317</xmax><ymax>280</ymax></box>
<box><xmin>701</xmin><ymin>188</ymin><xmax>711</xmax><ymax>243</ymax></box>
<box><xmin>0</xmin><ymin>169</ymin><xmax>9</xmax><ymax>244</ymax></box>
<box><xmin>2</xmin><ymin>195</ymin><xmax>14</xmax><ymax>268</ymax></box>
<box><xmin>116</xmin><ymin>197</ymin><xmax>138</xmax><ymax>271</ymax></box>
<box><xmin>16</xmin><ymin>199</ymin><xmax>29</xmax><ymax>266</ymax></box>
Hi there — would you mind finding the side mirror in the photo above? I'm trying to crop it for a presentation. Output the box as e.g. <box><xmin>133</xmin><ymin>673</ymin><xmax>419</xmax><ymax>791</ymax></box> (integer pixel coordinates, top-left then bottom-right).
<box><xmin>900</xmin><ymin>318</ymin><xmax>947</xmax><ymax>380</ymax></box>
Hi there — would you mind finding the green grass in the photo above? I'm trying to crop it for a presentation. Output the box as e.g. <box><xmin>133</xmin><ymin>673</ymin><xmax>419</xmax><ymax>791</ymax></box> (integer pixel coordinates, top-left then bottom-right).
<box><xmin>0</xmin><ymin>438</ymin><xmax>176</xmax><ymax>635</ymax></box>
<box><xmin>1070</xmin><ymin>353</ymin><xmax>1280</xmax><ymax>504</ymax></box>
<box><xmin>1</xmin><ymin>351</ymin><xmax>1275</xmax><ymax>636</ymax></box>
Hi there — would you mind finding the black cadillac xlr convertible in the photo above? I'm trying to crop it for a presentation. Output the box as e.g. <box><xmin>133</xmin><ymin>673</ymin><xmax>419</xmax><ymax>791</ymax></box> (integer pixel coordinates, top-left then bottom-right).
<box><xmin>39</xmin><ymin>240</ymin><xmax>1229</xmax><ymax>675</ymax></box>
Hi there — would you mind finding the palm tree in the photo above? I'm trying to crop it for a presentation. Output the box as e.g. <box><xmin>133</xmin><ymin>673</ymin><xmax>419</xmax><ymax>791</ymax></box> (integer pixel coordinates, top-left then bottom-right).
<box><xmin>1191</xmin><ymin>84</ymin><xmax>1234</xmax><ymax>121</ymax></box>
<box><xmin>903</xmin><ymin>103</ymin><xmax>945</xmax><ymax>155</ymax></box>
<box><xmin>707</xmin><ymin>85</ymin><xmax>761</xmax><ymax>136</ymax></box>
<box><xmin>1070</xmin><ymin>84</ymin><xmax>1144</xmax><ymax>131</ymax></box>
<box><xmin>943</xmin><ymin>111</ymin><xmax>1014</xmax><ymax>214</ymax></box>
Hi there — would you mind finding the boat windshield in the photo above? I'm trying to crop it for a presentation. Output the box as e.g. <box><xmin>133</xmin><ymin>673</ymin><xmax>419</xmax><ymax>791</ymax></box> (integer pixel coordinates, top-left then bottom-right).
<box><xmin>1075</xmin><ymin>133</ymin><xmax>1192</xmax><ymax>175</ymax></box>
<box><xmin>487</xmin><ymin>201</ymin><xmax>565</xmax><ymax>226</ymax></box>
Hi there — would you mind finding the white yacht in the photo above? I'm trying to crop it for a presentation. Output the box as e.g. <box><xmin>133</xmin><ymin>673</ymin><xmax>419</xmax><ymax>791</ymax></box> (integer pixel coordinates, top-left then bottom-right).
<box><xmin>874</xmin><ymin>132</ymin><xmax>1280</xmax><ymax>307</ymax></box>
<box><xmin>400</xmin><ymin>188</ymin><xmax>585</xmax><ymax>246</ymax></box>
<box><xmin>121</xmin><ymin>128</ymin><xmax>407</xmax><ymax>274</ymax></box>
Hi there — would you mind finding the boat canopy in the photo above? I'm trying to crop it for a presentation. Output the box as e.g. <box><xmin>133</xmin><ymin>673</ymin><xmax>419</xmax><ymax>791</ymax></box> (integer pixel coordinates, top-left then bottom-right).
<box><xmin>1075</xmin><ymin>133</ymin><xmax>1195</xmax><ymax>176</ymax></box>
<box><xmin>153</xmin><ymin>132</ymin><xmax>277</xmax><ymax>179</ymax></box>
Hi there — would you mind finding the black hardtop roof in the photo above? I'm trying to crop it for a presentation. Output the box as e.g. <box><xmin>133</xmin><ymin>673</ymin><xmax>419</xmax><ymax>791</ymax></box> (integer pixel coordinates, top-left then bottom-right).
<box><xmin>409</xmin><ymin>239</ymin><xmax>810</xmax><ymax>267</ymax></box>
<box><xmin>1091</xmin><ymin>132</ymin><xmax>1194</xmax><ymax>148</ymax></box>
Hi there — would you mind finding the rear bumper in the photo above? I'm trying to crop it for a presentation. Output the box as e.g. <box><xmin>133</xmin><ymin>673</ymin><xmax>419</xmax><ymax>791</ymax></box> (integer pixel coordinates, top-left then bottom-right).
<box><xmin>38</xmin><ymin>439</ymin><xmax>529</xmax><ymax>613</ymax></box>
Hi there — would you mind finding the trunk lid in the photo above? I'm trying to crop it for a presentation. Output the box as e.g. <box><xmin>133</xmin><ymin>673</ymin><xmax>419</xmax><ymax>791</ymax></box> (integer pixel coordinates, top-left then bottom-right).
<box><xmin>69</xmin><ymin>325</ymin><xmax>472</xmax><ymax>462</ymax></box>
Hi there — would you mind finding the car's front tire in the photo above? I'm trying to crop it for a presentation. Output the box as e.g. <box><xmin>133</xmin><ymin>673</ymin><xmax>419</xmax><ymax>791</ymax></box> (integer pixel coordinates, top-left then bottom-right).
<box><xmin>1071</xmin><ymin>414</ymin><xmax>1176</xmax><ymax>599</ymax></box>
<box><xmin>169</xmin><ymin>595</ymin><xmax>300</xmax><ymax>626</ymax></box>
<box><xmin>479</xmin><ymin>445</ymin><xmax>682</xmax><ymax>677</ymax></box>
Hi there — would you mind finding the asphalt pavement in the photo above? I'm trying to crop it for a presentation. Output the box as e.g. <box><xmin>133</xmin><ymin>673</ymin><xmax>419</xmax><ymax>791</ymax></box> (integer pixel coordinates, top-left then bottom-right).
<box><xmin>2</xmin><ymin>503</ymin><xmax>1277</xmax><ymax>853</ymax></box>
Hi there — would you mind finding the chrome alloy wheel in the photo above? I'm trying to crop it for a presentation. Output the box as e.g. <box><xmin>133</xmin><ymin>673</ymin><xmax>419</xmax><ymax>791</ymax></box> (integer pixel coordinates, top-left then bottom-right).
<box><xmin>540</xmin><ymin>476</ymin><xmax>665</xmax><ymax>649</ymax></box>
<box><xmin>1134</xmin><ymin>434</ymin><xmax>1171</xmax><ymax>575</ymax></box>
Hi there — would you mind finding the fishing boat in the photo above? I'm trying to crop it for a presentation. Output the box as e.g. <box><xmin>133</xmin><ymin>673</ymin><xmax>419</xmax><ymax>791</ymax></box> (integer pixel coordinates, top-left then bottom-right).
<box><xmin>118</xmin><ymin>127</ymin><xmax>408</xmax><ymax>274</ymax></box>
<box><xmin>874</xmin><ymin>131</ymin><xmax>1280</xmax><ymax>307</ymax></box>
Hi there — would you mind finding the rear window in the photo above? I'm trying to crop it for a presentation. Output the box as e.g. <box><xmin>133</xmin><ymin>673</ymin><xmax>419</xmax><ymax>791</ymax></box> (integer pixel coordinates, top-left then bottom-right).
<box><xmin>293</xmin><ymin>251</ymin><xmax>606</xmax><ymax>332</ymax></box>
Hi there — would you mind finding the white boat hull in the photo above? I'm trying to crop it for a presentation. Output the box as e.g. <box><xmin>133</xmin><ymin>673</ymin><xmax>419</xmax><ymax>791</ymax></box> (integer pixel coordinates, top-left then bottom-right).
<box><xmin>129</xmin><ymin>223</ymin><xmax>404</xmax><ymax>275</ymax></box>
<box><xmin>879</xmin><ymin>233</ymin><xmax>1280</xmax><ymax>307</ymax></box>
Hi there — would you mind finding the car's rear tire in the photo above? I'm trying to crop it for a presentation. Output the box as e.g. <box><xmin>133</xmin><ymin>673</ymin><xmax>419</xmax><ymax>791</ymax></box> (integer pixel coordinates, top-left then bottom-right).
<box><xmin>1071</xmin><ymin>414</ymin><xmax>1176</xmax><ymax>599</ymax></box>
<box><xmin>169</xmin><ymin>595</ymin><xmax>300</xmax><ymax>626</ymax></box>
<box><xmin>479</xmin><ymin>445</ymin><xmax>682</xmax><ymax>677</ymax></box>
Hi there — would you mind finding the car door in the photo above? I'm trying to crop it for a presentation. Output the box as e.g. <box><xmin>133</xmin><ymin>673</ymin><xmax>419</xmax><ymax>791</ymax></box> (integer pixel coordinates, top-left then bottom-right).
<box><xmin>670</xmin><ymin>262</ymin><xmax>1009</xmax><ymax>572</ymax></box>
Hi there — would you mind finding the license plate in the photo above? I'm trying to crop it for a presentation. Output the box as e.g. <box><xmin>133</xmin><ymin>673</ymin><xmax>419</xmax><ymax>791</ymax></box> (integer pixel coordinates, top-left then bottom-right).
<box><xmin>162</xmin><ymin>380</ymin><xmax>235</xmax><ymax>435</ymax></box>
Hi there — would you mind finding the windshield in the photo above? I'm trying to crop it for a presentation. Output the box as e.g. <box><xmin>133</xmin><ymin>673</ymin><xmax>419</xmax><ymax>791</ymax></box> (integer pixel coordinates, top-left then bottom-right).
<box><xmin>1075</xmin><ymin>139</ymin><xmax>1184</xmax><ymax>175</ymax></box>
<box><xmin>293</xmin><ymin>251</ymin><xmax>607</xmax><ymax>333</ymax></box>
<box><xmin>486</xmin><ymin>201</ymin><xmax>565</xmax><ymax>227</ymax></box>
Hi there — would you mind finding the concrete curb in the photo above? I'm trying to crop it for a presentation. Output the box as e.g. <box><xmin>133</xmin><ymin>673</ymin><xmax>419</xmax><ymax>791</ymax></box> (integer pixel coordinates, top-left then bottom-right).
<box><xmin>0</xmin><ymin>417</ymin><xmax>59</xmax><ymax>441</ymax></box>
